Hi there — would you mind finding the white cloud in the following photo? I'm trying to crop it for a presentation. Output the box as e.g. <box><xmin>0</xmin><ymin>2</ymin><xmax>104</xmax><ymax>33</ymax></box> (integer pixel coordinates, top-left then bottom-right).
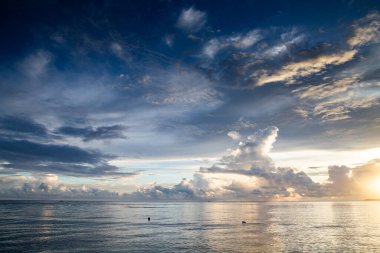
<box><xmin>144</xmin><ymin>68</ymin><xmax>222</xmax><ymax>106</ymax></box>
<box><xmin>263</xmin><ymin>29</ymin><xmax>305</xmax><ymax>58</ymax></box>
<box><xmin>203</xmin><ymin>126</ymin><xmax>278</xmax><ymax>173</ymax></box>
<box><xmin>293</xmin><ymin>78</ymin><xmax>353</xmax><ymax>100</ymax></box>
<box><xmin>0</xmin><ymin>173</ymin><xmax>121</xmax><ymax>199</ymax></box>
<box><xmin>176</xmin><ymin>7</ymin><xmax>207</xmax><ymax>33</ymax></box>
<box><xmin>293</xmin><ymin>107</ymin><xmax>309</xmax><ymax>119</ymax></box>
<box><xmin>293</xmin><ymin>77</ymin><xmax>379</xmax><ymax>121</ymax></box>
<box><xmin>255</xmin><ymin>11</ymin><xmax>380</xmax><ymax>87</ymax></box>
<box><xmin>256</xmin><ymin>50</ymin><xmax>357</xmax><ymax>86</ymax></box>
<box><xmin>164</xmin><ymin>34</ymin><xmax>174</xmax><ymax>47</ymax></box>
<box><xmin>233</xmin><ymin>117</ymin><xmax>256</xmax><ymax>130</ymax></box>
<box><xmin>238</xmin><ymin>30</ymin><xmax>263</xmax><ymax>48</ymax></box>
<box><xmin>227</xmin><ymin>131</ymin><xmax>241</xmax><ymax>141</ymax></box>
<box><xmin>202</xmin><ymin>30</ymin><xmax>263</xmax><ymax>58</ymax></box>
<box><xmin>313</xmin><ymin>95</ymin><xmax>378</xmax><ymax>121</ymax></box>
<box><xmin>110</xmin><ymin>42</ymin><xmax>124</xmax><ymax>58</ymax></box>
<box><xmin>19</xmin><ymin>50</ymin><xmax>51</xmax><ymax>78</ymax></box>
<box><xmin>347</xmin><ymin>11</ymin><xmax>380</xmax><ymax>47</ymax></box>
<box><xmin>326</xmin><ymin>159</ymin><xmax>380</xmax><ymax>198</ymax></box>
<box><xmin>135</xmin><ymin>126</ymin><xmax>321</xmax><ymax>200</ymax></box>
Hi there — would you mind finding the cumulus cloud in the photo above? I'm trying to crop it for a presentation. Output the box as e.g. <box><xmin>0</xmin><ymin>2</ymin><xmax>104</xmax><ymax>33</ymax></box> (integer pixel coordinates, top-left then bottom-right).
<box><xmin>0</xmin><ymin>174</ymin><xmax>121</xmax><ymax>199</ymax></box>
<box><xmin>1</xmin><ymin>125</ymin><xmax>379</xmax><ymax>200</ymax></box>
<box><xmin>176</xmin><ymin>7</ymin><xmax>207</xmax><ymax>33</ymax></box>
<box><xmin>130</xmin><ymin>127</ymin><xmax>323</xmax><ymax>201</ymax></box>
<box><xmin>325</xmin><ymin>159</ymin><xmax>380</xmax><ymax>198</ymax></box>
<box><xmin>127</xmin><ymin>127</ymin><xmax>380</xmax><ymax>201</ymax></box>
<box><xmin>326</xmin><ymin>165</ymin><xmax>355</xmax><ymax>196</ymax></box>
<box><xmin>130</xmin><ymin>178</ymin><xmax>196</xmax><ymax>200</ymax></box>
<box><xmin>205</xmin><ymin>126</ymin><xmax>279</xmax><ymax>173</ymax></box>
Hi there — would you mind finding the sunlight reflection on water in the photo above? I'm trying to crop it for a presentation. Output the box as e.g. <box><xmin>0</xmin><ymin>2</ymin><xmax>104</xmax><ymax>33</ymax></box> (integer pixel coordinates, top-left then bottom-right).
<box><xmin>1</xmin><ymin>201</ymin><xmax>380</xmax><ymax>252</ymax></box>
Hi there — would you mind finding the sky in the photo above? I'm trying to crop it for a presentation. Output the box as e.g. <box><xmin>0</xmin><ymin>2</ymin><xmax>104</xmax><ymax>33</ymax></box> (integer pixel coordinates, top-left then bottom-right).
<box><xmin>0</xmin><ymin>0</ymin><xmax>380</xmax><ymax>200</ymax></box>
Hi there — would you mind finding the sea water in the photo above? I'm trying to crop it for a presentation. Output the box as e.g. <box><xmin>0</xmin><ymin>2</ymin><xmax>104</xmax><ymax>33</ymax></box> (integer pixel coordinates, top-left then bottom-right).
<box><xmin>1</xmin><ymin>200</ymin><xmax>380</xmax><ymax>252</ymax></box>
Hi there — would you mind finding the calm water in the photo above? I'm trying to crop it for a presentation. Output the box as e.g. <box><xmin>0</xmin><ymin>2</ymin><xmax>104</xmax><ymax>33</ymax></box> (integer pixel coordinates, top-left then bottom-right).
<box><xmin>1</xmin><ymin>201</ymin><xmax>380</xmax><ymax>252</ymax></box>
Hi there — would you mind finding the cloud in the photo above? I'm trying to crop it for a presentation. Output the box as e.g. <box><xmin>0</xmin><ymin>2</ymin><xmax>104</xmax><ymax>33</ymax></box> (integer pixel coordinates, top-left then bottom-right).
<box><xmin>263</xmin><ymin>28</ymin><xmax>305</xmax><ymax>58</ymax></box>
<box><xmin>176</xmin><ymin>7</ymin><xmax>207</xmax><ymax>33</ymax></box>
<box><xmin>129</xmin><ymin>127</ymin><xmax>380</xmax><ymax>201</ymax></box>
<box><xmin>110</xmin><ymin>42</ymin><xmax>132</xmax><ymax>63</ymax></box>
<box><xmin>232</xmin><ymin>117</ymin><xmax>256</xmax><ymax>130</ymax></box>
<box><xmin>19</xmin><ymin>50</ymin><xmax>51</xmax><ymax>78</ymax></box>
<box><xmin>293</xmin><ymin>107</ymin><xmax>309</xmax><ymax>119</ymax></box>
<box><xmin>255</xmin><ymin>11</ymin><xmax>380</xmax><ymax>87</ymax></box>
<box><xmin>199</xmin><ymin>12</ymin><xmax>379</xmax><ymax>90</ymax></box>
<box><xmin>255</xmin><ymin>50</ymin><xmax>357</xmax><ymax>86</ymax></box>
<box><xmin>0</xmin><ymin>138</ymin><xmax>135</xmax><ymax>177</ymax></box>
<box><xmin>287</xmin><ymin>12</ymin><xmax>380</xmax><ymax>122</ymax></box>
<box><xmin>0</xmin><ymin>116</ymin><xmax>48</xmax><ymax>139</ymax></box>
<box><xmin>129</xmin><ymin>173</ymin><xmax>255</xmax><ymax>201</ymax></box>
<box><xmin>293</xmin><ymin>78</ymin><xmax>353</xmax><ymax>101</ymax></box>
<box><xmin>110</xmin><ymin>42</ymin><xmax>124</xmax><ymax>58</ymax></box>
<box><xmin>132</xmin><ymin>127</ymin><xmax>322</xmax><ymax>200</ymax></box>
<box><xmin>326</xmin><ymin>165</ymin><xmax>355</xmax><ymax>196</ymax></box>
<box><xmin>130</xmin><ymin>178</ymin><xmax>196</xmax><ymax>200</ymax></box>
<box><xmin>293</xmin><ymin>77</ymin><xmax>379</xmax><ymax>121</ymax></box>
<box><xmin>202</xmin><ymin>30</ymin><xmax>263</xmax><ymax>58</ymax></box>
<box><xmin>325</xmin><ymin>159</ymin><xmax>380</xmax><ymax>198</ymax></box>
<box><xmin>313</xmin><ymin>96</ymin><xmax>377</xmax><ymax>121</ymax></box>
<box><xmin>163</xmin><ymin>34</ymin><xmax>174</xmax><ymax>47</ymax></box>
<box><xmin>143</xmin><ymin>68</ymin><xmax>222</xmax><ymax>106</ymax></box>
<box><xmin>227</xmin><ymin>131</ymin><xmax>241</xmax><ymax>141</ymax></box>
<box><xmin>0</xmin><ymin>116</ymin><xmax>133</xmax><ymax>177</ymax></box>
<box><xmin>205</xmin><ymin>126</ymin><xmax>279</xmax><ymax>173</ymax></box>
<box><xmin>0</xmin><ymin>174</ymin><xmax>121</xmax><ymax>199</ymax></box>
<box><xmin>347</xmin><ymin>11</ymin><xmax>380</xmax><ymax>47</ymax></box>
<box><xmin>56</xmin><ymin>125</ymin><xmax>127</xmax><ymax>141</ymax></box>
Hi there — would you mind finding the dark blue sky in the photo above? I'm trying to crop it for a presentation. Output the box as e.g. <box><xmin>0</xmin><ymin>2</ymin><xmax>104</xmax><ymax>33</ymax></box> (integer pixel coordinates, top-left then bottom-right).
<box><xmin>0</xmin><ymin>0</ymin><xmax>379</xmax><ymax>200</ymax></box>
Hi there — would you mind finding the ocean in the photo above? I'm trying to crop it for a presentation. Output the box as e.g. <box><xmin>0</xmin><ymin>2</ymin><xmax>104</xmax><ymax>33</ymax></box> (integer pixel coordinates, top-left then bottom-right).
<box><xmin>1</xmin><ymin>200</ymin><xmax>380</xmax><ymax>252</ymax></box>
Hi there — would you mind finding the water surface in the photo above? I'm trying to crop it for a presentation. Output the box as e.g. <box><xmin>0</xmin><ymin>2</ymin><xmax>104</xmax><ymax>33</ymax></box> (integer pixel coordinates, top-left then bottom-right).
<box><xmin>1</xmin><ymin>201</ymin><xmax>380</xmax><ymax>252</ymax></box>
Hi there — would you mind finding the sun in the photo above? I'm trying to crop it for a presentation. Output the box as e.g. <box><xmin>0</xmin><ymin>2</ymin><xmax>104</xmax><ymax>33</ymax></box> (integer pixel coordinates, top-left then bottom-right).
<box><xmin>369</xmin><ymin>177</ymin><xmax>380</xmax><ymax>194</ymax></box>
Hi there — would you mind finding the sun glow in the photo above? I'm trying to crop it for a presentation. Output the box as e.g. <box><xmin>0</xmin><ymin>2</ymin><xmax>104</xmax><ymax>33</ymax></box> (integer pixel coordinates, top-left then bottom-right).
<box><xmin>369</xmin><ymin>177</ymin><xmax>380</xmax><ymax>194</ymax></box>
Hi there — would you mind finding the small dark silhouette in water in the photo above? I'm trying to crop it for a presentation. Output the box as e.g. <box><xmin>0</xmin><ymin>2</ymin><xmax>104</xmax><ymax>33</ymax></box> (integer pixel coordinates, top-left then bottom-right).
<box><xmin>148</xmin><ymin>217</ymin><xmax>151</xmax><ymax>222</ymax></box>
<box><xmin>242</xmin><ymin>221</ymin><xmax>246</xmax><ymax>224</ymax></box>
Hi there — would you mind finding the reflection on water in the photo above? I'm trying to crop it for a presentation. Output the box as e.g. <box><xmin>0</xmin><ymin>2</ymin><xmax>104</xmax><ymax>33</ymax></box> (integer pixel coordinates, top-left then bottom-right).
<box><xmin>1</xmin><ymin>201</ymin><xmax>380</xmax><ymax>252</ymax></box>
<box><xmin>38</xmin><ymin>205</ymin><xmax>54</xmax><ymax>241</ymax></box>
